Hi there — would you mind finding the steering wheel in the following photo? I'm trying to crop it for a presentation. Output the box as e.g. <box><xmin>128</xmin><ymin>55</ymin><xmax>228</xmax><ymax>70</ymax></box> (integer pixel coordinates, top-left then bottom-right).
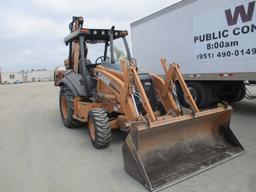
<box><xmin>95</xmin><ymin>56</ymin><xmax>109</xmax><ymax>64</ymax></box>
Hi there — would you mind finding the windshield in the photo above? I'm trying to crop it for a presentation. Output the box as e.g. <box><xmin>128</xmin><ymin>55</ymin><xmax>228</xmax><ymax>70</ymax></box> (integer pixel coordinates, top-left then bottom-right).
<box><xmin>86</xmin><ymin>39</ymin><xmax>127</xmax><ymax>64</ymax></box>
<box><xmin>86</xmin><ymin>43</ymin><xmax>106</xmax><ymax>63</ymax></box>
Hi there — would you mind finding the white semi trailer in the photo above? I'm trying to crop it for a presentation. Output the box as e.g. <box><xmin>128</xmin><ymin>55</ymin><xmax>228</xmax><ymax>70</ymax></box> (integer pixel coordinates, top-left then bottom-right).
<box><xmin>131</xmin><ymin>0</ymin><xmax>256</xmax><ymax>107</ymax></box>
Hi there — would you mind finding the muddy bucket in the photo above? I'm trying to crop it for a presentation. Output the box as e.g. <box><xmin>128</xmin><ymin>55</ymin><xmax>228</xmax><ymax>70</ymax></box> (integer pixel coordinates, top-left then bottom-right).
<box><xmin>122</xmin><ymin>107</ymin><xmax>244</xmax><ymax>191</ymax></box>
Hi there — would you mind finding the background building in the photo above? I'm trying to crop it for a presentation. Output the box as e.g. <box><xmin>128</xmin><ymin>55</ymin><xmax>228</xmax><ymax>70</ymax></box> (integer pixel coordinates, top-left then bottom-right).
<box><xmin>0</xmin><ymin>69</ymin><xmax>53</xmax><ymax>84</ymax></box>
<box><xmin>0</xmin><ymin>68</ymin><xmax>2</xmax><ymax>84</ymax></box>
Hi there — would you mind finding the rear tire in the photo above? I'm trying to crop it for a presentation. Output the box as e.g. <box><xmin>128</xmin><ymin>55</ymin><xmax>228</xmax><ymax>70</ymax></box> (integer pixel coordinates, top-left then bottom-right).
<box><xmin>59</xmin><ymin>86</ymin><xmax>80</xmax><ymax>128</ymax></box>
<box><xmin>203</xmin><ymin>84</ymin><xmax>213</xmax><ymax>107</ymax></box>
<box><xmin>184</xmin><ymin>82</ymin><xmax>209</xmax><ymax>108</ymax></box>
<box><xmin>88</xmin><ymin>108</ymin><xmax>111</xmax><ymax>149</ymax></box>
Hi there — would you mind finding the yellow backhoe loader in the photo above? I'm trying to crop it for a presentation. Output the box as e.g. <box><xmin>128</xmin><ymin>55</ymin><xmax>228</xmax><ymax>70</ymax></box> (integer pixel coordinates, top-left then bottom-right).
<box><xmin>54</xmin><ymin>16</ymin><xmax>244</xmax><ymax>191</ymax></box>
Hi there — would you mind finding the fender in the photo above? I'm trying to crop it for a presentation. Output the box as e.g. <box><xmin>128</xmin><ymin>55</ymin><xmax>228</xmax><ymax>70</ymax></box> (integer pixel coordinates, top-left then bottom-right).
<box><xmin>59</xmin><ymin>70</ymin><xmax>86</xmax><ymax>97</ymax></box>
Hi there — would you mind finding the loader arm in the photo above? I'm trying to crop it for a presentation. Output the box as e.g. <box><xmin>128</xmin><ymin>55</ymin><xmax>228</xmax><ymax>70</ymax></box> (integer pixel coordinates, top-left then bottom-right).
<box><xmin>151</xmin><ymin>75</ymin><xmax>181</xmax><ymax>116</ymax></box>
<box><xmin>129</xmin><ymin>63</ymin><xmax>157</xmax><ymax>122</ymax></box>
<box><xmin>160</xmin><ymin>58</ymin><xmax>199</xmax><ymax>113</ymax></box>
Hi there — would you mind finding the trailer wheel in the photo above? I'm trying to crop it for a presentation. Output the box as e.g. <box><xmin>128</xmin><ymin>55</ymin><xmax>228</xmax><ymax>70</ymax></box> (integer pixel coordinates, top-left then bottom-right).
<box><xmin>186</xmin><ymin>82</ymin><xmax>207</xmax><ymax>108</ymax></box>
<box><xmin>203</xmin><ymin>84</ymin><xmax>213</xmax><ymax>107</ymax></box>
<box><xmin>59</xmin><ymin>86</ymin><xmax>80</xmax><ymax>128</ymax></box>
<box><xmin>235</xmin><ymin>83</ymin><xmax>246</xmax><ymax>102</ymax></box>
<box><xmin>223</xmin><ymin>83</ymin><xmax>246</xmax><ymax>103</ymax></box>
<box><xmin>88</xmin><ymin>109</ymin><xmax>111</xmax><ymax>149</ymax></box>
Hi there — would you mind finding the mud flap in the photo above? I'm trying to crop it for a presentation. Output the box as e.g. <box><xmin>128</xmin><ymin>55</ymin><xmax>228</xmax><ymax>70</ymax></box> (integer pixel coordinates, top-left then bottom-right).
<box><xmin>122</xmin><ymin>107</ymin><xmax>244</xmax><ymax>191</ymax></box>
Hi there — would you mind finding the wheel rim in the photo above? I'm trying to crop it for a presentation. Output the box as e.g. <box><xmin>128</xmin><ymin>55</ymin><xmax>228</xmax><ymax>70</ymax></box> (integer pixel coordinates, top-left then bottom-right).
<box><xmin>88</xmin><ymin>119</ymin><xmax>96</xmax><ymax>140</ymax></box>
<box><xmin>61</xmin><ymin>95</ymin><xmax>68</xmax><ymax>119</ymax></box>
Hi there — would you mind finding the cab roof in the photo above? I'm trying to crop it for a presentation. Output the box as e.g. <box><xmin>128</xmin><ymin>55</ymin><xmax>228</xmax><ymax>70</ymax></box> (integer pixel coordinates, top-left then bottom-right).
<box><xmin>64</xmin><ymin>28</ymin><xmax>128</xmax><ymax>45</ymax></box>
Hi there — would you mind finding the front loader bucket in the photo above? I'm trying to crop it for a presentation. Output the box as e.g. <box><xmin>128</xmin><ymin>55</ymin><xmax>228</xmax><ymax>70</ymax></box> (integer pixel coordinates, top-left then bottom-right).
<box><xmin>122</xmin><ymin>107</ymin><xmax>244</xmax><ymax>191</ymax></box>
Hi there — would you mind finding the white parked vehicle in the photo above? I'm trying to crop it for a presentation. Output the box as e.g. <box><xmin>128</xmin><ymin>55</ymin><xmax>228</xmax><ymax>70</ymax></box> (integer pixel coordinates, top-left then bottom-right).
<box><xmin>131</xmin><ymin>0</ymin><xmax>256</xmax><ymax>107</ymax></box>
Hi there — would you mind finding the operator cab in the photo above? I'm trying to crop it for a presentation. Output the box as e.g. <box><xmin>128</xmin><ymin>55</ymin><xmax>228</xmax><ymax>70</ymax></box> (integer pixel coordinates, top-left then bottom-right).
<box><xmin>64</xmin><ymin>21</ymin><xmax>131</xmax><ymax>72</ymax></box>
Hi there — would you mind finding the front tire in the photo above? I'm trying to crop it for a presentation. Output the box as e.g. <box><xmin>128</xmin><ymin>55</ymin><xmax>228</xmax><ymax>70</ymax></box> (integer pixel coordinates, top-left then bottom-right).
<box><xmin>88</xmin><ymin>108</ymin><xmax>111</xmax><ymax>149</ymax></box>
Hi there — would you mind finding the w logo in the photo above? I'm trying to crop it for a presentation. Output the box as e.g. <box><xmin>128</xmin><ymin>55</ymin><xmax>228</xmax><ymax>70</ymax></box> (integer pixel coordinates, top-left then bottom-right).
<box><xmin>225</xmin><ymin>1</ymin><xmax>255</xmax><ymax>26</ymax></box>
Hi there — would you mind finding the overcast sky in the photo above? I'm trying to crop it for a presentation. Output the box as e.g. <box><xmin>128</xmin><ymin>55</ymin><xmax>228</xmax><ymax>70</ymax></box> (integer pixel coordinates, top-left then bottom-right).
<box><xmin>0</xmin><ymin>0</ymin><xmax>180</xmax><ymax>72</ymax></box>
